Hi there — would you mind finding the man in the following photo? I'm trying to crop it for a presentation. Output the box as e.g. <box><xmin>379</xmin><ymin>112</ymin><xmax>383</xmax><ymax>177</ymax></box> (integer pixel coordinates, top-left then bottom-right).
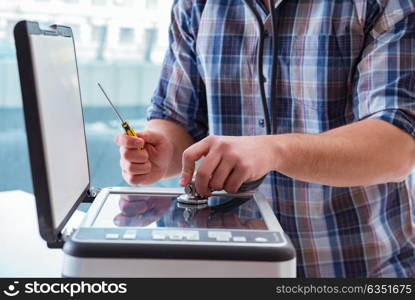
<box><xmin>115</xmin><ymin>0</ymin><xmax>415</xmax><ymax>277</ymax></box>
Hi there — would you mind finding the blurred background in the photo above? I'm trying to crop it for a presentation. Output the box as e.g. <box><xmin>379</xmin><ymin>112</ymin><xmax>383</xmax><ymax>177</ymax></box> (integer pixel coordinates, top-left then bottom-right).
<box><xmin>0</xmin><ymin>0</ymin><xmax>178</xmax><ymax>193</ymax></box>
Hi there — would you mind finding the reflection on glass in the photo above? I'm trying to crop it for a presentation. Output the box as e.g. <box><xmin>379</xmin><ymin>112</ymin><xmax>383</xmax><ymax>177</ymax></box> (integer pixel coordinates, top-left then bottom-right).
<box><xmin>92</xmin><ymin>194</ymin><xmax>268</xmax><ymax>230</ymax></box>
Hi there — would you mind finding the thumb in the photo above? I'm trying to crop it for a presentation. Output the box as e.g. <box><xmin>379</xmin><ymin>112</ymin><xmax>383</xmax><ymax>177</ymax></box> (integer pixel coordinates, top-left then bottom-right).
<box><xmin>180</xmin><ymin>139</ymin><xmax>211</xmax><ymax>186</ymax></box>
<box><xmin>139</xmin><ymin>130</ymin><xmax>166</xmax><ymax>146</ymax></box>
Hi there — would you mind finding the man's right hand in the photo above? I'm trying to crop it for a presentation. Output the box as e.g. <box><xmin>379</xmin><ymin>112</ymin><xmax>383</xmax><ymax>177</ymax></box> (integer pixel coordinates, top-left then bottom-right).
<box><xmin>114</xmin><ymin>130</ymin><xmax>174</xmax><ymax>185</ymax></box>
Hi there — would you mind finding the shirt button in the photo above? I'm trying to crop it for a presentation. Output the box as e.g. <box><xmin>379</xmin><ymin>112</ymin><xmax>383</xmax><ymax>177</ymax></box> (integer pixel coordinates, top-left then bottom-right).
<box><xmin>264</xmin><ymin>29</ymin><xmax>269</xmax><ymax>37</ymax></box>
<box><xmin>258</xmin><ymin>119</ymin><xmax>265</xmax><ymax>128</ymax></box>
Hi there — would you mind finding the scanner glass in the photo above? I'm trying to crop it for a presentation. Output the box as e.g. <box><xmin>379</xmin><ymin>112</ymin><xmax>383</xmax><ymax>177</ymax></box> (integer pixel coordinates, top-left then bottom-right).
<box><xmin>91</xmin><ymin>193</ymin><xmax>268</xmax><ymax>230</ymax></box>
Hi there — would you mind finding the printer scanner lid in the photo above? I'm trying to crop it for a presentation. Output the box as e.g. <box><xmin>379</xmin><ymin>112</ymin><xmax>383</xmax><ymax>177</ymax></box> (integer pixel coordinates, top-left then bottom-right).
<box><xmin>14</xmin><ymin>21</ymin><xmax>91</xmax><ymax>246</ymax></box>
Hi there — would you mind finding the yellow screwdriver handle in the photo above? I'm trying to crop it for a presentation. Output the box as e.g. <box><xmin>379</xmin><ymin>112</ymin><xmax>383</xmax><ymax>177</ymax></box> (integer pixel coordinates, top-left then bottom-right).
<box><xmin>122</xmin><ymin>122</ymin><xmax>144</xmax><ymax>150</ymax></box>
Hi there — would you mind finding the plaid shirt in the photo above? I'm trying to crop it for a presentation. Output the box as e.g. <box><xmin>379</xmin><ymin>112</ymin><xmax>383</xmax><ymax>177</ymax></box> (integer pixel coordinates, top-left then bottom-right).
<box><xmin>148</xmin><ymin>0</ymin><xmax>415</xmax><ymax>277</ymax></box>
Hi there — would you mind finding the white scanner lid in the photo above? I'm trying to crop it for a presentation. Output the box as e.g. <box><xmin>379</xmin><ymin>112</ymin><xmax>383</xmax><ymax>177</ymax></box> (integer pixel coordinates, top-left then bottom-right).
<box><xmin>15</xmin><ymin>21</ymin><xmax>91</xmax><ymax>246</ymax></box>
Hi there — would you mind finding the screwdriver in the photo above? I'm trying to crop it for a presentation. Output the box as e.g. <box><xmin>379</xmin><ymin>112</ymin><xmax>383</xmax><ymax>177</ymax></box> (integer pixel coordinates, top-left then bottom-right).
<box><xmin>98</xmin><ymin>82</ymin><xmax>144</xmax><ymax>150</ymax></box>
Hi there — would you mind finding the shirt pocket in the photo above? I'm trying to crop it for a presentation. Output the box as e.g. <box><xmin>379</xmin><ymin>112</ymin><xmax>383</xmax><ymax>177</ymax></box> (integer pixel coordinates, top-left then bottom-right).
<box><xmin>278</xmin><ymin>34</ymin><xmax>363</xmax><ymax>116</ymax></box>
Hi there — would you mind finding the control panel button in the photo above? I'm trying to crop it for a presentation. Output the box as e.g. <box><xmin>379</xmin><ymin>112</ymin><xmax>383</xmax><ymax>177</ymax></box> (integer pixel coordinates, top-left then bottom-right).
<box><xmin>152</xmin><ymin>231</ymin><xmax>167</xmax><ymax>240</ymax></box>
<box><xmin>255</xmin><ymin>237</ymin><xmax>268</xmax><ymax>243</ymax></box>
<box><xmin>215</xmin><ymin>236</ymin><xmax>231</xmax><ymax>242</ymax></box>
<box><xmin>185</xmin><ymin>231</ymin><xmax>200</xmax><ymax>241</ymax></box>
<box><xmin>233</xmin><ymin>236</ymin><xmax>247</xmax><ymax>242</ymax></box>
<box><xmin>208</xmin><ymin>231</ymin><xmax>232</xmax><ymax>239</ymax></box>
<box><xmin>122</xmin><ymin>230</ymin><xmax>136</xmax><ymax>240</ymax></box>
<box><xmin>169</xmin><ymin>234</ymin><xmax>183</xmax><ymax>240</ymax></box>
<box><xmin>152</xmin><ymin>234</ymin><xmax>166</xmax><ymax>240</ymax></box>
<box><xmin>105</xmin><ymin>233</ymin><xmax>119</xmax><ymax>240</ymax></box>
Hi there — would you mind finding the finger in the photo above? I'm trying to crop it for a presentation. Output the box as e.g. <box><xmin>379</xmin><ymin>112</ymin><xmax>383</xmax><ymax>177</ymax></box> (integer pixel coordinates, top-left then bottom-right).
<box><xmin>152</xmin><ymin>197</ymin><xmax>173</xmax><ymax>211</ymax></box>
<box><xmin>118</xmin><ymin>198</ymin><xmax>148</xmax><ymax>216</ymax></box>
<box><xmin>195</xmin><ymin>153</ymin><xmax>222</xmax><ymax>196</ymax></box>
<box><xmin>113</xmin><ymin>214</ymin><xmax>132</xmax><ymax>226</ymax></box>
<box><xmin>223</xmin><ymin>166</ymin><xmax>248</xmax><ymax>194</ymax></box>
<box><xmin>114</xmin><ymin>213</ymin><xmax>153</xmax><ymax>227</ymax></box>
<box><xmin>119</xmin><ymin>194</ymin><xmax>147</xmax><ymax>202</ymax></box>
<box><xmin>180</xmin><ymin>138</ymin><xmax>212</xmax><ymax>186</ymax></box>
<box><xmin>120</xmin><ymin>147</ymin><xmax>149</xmax><ymax>163</ymax></box>
<box><xmin>120</xmin><ymin>160</ymin><xmax>152</xmax><ymax>175</ymax></box>
<box><xmin>115</xmin><ymin>133</ymin><xmax>145</xmax><ymax>149</ymax></box>
<box><xmin>208</xmin><ymin>157</ymin><xmax>236</xmax><ymax>191</ymax></box>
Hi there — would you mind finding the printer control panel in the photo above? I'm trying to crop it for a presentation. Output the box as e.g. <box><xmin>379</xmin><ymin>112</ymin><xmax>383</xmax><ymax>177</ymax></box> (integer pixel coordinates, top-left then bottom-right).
<box><xmin>74</xmin><ymin>228</ymin><xmax>285</xmax><ymax>245</ymax></box>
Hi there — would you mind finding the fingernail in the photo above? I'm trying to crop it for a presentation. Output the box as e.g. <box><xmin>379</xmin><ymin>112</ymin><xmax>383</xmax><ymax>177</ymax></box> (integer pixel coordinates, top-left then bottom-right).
<box><xmin>180</xmin><ymin>174</ymin><xmax>188</xmax><ymax>186</ymax></box>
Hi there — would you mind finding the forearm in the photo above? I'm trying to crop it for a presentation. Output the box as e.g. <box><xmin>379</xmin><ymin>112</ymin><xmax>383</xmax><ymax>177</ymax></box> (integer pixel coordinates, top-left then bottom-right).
<box><xmin>145</xmin><ymin>119</ymin><xmax>194</xmax><ymax>177</ymax></box>
<box><xmin>271</xmin><ymin>119</ymin><xmax>415</xmax><ymax>187</ymax></box>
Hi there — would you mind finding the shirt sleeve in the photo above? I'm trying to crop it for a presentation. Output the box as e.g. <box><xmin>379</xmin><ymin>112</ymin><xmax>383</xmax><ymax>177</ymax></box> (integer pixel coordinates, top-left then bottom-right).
<box><xmin>147</xmin><ymin>0</ymin><xmax>208</xmax><ymax>142</ymax></box>
<box><xmin>352</xmin><ymin>1</ymin><xmax>415</xmax><ymax>138</ymax></box>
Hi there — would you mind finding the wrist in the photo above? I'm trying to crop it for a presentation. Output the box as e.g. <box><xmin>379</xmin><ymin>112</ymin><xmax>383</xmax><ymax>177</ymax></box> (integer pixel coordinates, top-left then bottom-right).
<box><xmin>164</xmin><ymin>138</ymin><xmax>178</xmax><ymax>176</ymax></box>
<box><xmin>266</xmin><ymin>134</ymin><xmax>291</xmax><ymax>173</ymax></box>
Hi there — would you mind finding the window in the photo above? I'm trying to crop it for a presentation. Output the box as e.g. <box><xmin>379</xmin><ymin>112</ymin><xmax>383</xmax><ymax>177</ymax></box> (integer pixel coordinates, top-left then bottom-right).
<box><xmin>0</xmin><ymin>0</ymin><xmax>176</xmax><ymax>193</ymax></box>
<box><xmin>92</xmin><ymin>0</ymin><xmax>107</xmax><ymax>6</ymax></box>
<box><xmin>119</xmin><ymin>27</ymin><xmax>134</xmax><ymax>44</ymax></box>
<box><xmin>91</xmin><ymin>25</ymin><xmax>106</xmax><ymax>42</ymax></box>
<box><xmin>143</xmin><ymin>27</ymin><xmax>158</xmax><ymax>62</ymax></box>
<box><xmin>113</xmin><ymin>0</ymin><xmax>133</xmax><ymax>7</ymax></box>
<box><xmin>146</xmin><ymin>0</ymin><xmax>158</xmax><ymax>10</ymax></box>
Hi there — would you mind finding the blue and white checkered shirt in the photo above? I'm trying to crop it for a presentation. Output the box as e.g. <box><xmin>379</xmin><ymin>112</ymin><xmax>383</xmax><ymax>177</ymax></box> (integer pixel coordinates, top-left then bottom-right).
<box><xmin>148</xmin><ymin>0</ymin><xmax>415</xmax><ymax>277</ymax></box>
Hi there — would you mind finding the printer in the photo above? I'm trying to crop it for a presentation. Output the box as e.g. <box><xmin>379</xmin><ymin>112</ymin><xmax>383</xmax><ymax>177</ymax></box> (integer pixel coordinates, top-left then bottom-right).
<box><xmin>14</xmin><ymin>20</ymin><xmax>296</xmax><ymax>277</ymax></box>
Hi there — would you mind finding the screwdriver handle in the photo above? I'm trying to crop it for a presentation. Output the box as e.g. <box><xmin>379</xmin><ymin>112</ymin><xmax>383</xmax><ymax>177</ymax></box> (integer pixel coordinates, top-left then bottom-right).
<box><xmin>122</xmin><ymin>122</ymin><xmax>144</xmax><ymax>150</ymax></box>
